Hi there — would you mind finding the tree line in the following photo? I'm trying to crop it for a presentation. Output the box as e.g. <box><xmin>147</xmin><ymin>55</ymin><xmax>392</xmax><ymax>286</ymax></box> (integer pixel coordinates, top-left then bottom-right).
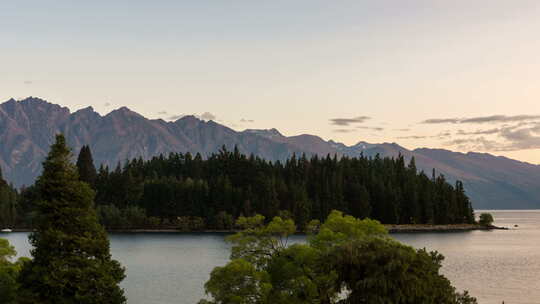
<box><xmin>90</xmin><ymin>146</ymin><xmax>475</xmax><ymax>229</ymax></box>
<box><xmin>2</xmin><ymin>144</ymin><xmax>475</xmax><ymax>230</ymax></box>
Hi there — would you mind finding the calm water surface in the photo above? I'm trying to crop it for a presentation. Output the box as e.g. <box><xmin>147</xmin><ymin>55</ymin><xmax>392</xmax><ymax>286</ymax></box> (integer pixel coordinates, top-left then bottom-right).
<box><xmin>2</xmin><ymin>210</ymin><xmax>540</xmax><ymax>304</ymax></box>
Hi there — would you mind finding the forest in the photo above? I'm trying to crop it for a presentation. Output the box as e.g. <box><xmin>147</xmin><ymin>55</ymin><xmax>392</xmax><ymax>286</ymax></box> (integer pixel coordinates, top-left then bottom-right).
<box><xmin>1</xmin><ymin>136</ymin><xmax>477</xmax><ymax>304</ymax></box>
<box><xmin>1</xmin><ymin>145</ymin><xmax>475</xmax><ymax>230</ymax></box>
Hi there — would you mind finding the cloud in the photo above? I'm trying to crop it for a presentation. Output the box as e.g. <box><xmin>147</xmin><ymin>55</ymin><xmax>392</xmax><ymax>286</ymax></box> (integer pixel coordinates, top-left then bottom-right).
<box><xmin>397</xmin><ymin>135</ymin><xmax>428</xmax><ymax>139</ymax></box>
<box><xmin>422</xmin><ymin>118</ymin><xmax>461</xmax><ymax>124</ymax></box>
<box><xmin>435</xmin><ymin>131</ymin><xmax>452</xmax><ymax>139</ymax></box>
<box><xmin>456</xmin><ymin>128</ymin><xmax>500</xmax><ymax>136</ymax></box>
<box><xmin>158</xmin><ymin>111</ymin><xmax>168</xmax><ymax>115</ymax></box>
<box><xmin>356</xmin><ymin>126</ymin><xmax>384</xmax><ymax>131</ymax></box>
<box><xmin>397</xmin><ymin>131</ymin><xmax>450</xmax><ymax>140</ymax></box>
<box><xmin>240</xmin><ymin>118</ymin><xmax>255</xmax><ymax>123</ymax></box>
<box><xmin>333</xmin><ymin>129</ymin><xmax>357</xmax><ymax>133</ymax></box>
<box><xmin>462</xmin><ymin>115</ymin><xmax>540</xmax><ymax>124</ymax></box>
<box><xmin>201</xmin><ymin>112</ymin><xmax>216</xmax><ymax>121</ymax></box>
<box><xmin>24</xmin><ymin>80</ymin><xmax>33</xmax><ymax>85</ymax></box>
<box><xmin>443</xmin><ymin>123</ymin><xmax>540</xmax><ymax>151</ymax></box>
<box><xmin>498</xmin><ymin>125</ymin><xmax>540</xmax><ymax>150</ymax></box>
<box><xmin>443</xmin><ymin>136</ymin><xmax>507</xmax><ymax>151</ymax></box>
<box><xmin>444</xmin><ymin>137</ymin><xmax>503</xmax><ymax>151</ymax></box>
<box><xmin>330</xmin><ymin>116</ymin><xmax>370</xmax><ymax>126</ymax></box>
<box><xmin>422</xmin><ymin>115</ymin><xmax>540</xmax><ymax>124</ymax></box>
<box><xmin>392</xmin><ymin>118</ymin><xmax>540</xmax><ymax>152</ymax></box>
<box><xmin>104</xmin><ymin>102</ymin><xmax>111</xmax><ymax>107</ymax></box>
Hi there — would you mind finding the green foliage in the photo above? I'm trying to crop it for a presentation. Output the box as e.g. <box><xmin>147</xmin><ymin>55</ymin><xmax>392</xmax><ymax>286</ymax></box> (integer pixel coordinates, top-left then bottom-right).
<box><xmin>265</xmin><ymin>244</ymin><xmax>338</xmax><ymax>304</ymax></box>
<box><xmin>4</xmin><ymin>147</ymin><xmax>477</xmax><ymax>231</ymax></box>
<box><xmin>0</xmin><ymin>238</ymin><xmax>28</xmax><ymax>304</ymax></box>
<box><xmin>85</xmin><ymin>148</ymin><xmax>475</xmax><ymax>229</ymax></box>
<box><xmin>201</xmin><ymin>259</ymin><xmax>272</xmax><ymax>304</ymax></box>
<box><xmin>14</xmin><ymin>185</ymin><xmax>39</xmax><ymax>228</ymax></box>
<box><xmin>17</xmin><ymin>134</ymin><xmax>126</xmax><ymax>304</ymax></box>
<box><xmin>228</xmin><ymin>215</ymin><xmax>295</xmax><ymax>268</ymax></box>
<box><xmin>177</xmin><ymin>216</ymin><xmax>206</xmax><ymax>231</ymax></box>
<box><xmin>478</xmin><ymin>213</ymin><xmax>494</xmax><ymax>226</ymax></box>
<box><xmin>97</xmin><ymin>204</ymin><xmax>181</xmax><ymax>230</ymax></box>
<box><xmin>97</xmin><ymin>204</ymin><xmax>125</xmax><ymax>229</ymax></box>
<box><xmin>454</xmin><ymin>291</ymin><xmax>478</xmax><ymax>304</ymax></box>
<box><xmin>215</xmin><ymin>211</ymin><xmax>234</xmax><ymax>230</ymax></box>
<box><xmin>0</xmin><ymin>166</ymin><xmax>18</xmax><ymax>228</ymax></box>
<box><xmin>329</xmin><ymin>241</ymin><xmax>459</xmax><ymax>303</ymax></box>
<box><xmin>76</xmin><ymin>145</ymin><xmax>98</xmax><ymax>188</ymax></box>
<box><xmin>308</xmin><ymin>210</ymin><xmax>388</xmax><ymax>251</ymax></box>
<box><xmin>0</xmin><ymin>150</ymin><xmax>476</xmax><ymax>231</ymax></box>
<box><xmin>201</xmin><ymin>211</ymin><xmax>477</xmax><ymax>304</ymax></box>
<box><xmin>123</xmin><ymin>205</ymin><xmax>148</xmax><ymax>228</ymax></box>
<box><xmin>0</xmin><ymin>238</ymin><xmax>16</xmax><ymax>264</ymax></box>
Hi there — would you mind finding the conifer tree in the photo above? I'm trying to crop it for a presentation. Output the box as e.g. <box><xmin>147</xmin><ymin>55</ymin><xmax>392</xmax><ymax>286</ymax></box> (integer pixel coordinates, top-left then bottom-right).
<box><xmin>87</xmin><ymin>147</ymin><xmax>475</xmax><ymax>229</ymax></box>
<box><xmin>18</xmin><ymin>134</ymin><xmax>126</xmax><ymax>304</ymax></box>
<box><xmin>0</xmin><ymin>166</ymin><xmax>18</xmax><ymax>228</ymax></box>
<box><xmin>0</xmin><ymin>166</ymin><xmax>4</xmax><ymax>184</ymax></box>
<box><xmin>76</xmin><ymin>145</ymin><xmax>97</xmax><ymax>188</ymax></box>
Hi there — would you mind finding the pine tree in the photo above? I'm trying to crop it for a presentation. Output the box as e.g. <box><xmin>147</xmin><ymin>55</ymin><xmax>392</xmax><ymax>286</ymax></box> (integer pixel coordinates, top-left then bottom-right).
<box><xmin>0</xmin><ymin>166</ymin><xmax>18</xmax><ymax>228</ymax></box>
<box><xmin>76</xmin><ymin>145</ymin><xmax>97</xmax><ymax>188</ymax></box>
<box><xmin>18</xmin><ymin>134</ymin><xmax>126</xmax><ymax>304</ymax></box>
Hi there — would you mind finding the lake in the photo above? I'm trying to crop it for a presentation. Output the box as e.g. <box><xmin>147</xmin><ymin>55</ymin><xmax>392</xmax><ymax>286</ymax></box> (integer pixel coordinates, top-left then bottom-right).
<box><xmin>2</xmin><ymin>210</ymin><xmax>540</xmax><ymax>304</ymax></box>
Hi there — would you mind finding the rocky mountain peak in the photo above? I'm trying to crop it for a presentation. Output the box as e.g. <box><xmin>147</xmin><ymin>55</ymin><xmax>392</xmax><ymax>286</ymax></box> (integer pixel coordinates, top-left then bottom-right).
<box><xmin>107</xmin><ymin>106</ymin><xmax>141</xmax><ymax>117</ymax></box>
<box><xmin>76</xmin><ymin>106</ymin><xmax>95</xmax><ymax>113</ymax></box>
<box><xmin>243</xmin><ymin>128</ymin><xmax>284</xmax><ymax>139</ymax></box>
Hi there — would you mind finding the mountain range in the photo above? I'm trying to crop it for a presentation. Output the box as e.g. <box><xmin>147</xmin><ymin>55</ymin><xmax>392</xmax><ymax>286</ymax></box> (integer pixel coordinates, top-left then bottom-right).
<box><xmin>1</xmin><ymin>97</ymin><xmax>539</xmax><ymax>209</ymax></box>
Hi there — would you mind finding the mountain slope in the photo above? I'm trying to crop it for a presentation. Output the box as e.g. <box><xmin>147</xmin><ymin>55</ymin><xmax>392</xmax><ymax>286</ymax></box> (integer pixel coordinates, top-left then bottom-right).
<box><xmin>0</xmin><ymin>98</ymin><xmax>306</xmax><ymax>187</ymax></box>
<box><xmin>413</xmin><ymin>149</ymin><xmax>540</xmax><ymax>209</ymax></box>
<box><xmin>1</xmin><ymin>97</ymin><xmax>539</xmax><ymax>209</ymax></box>
<box><xmin>332</xmin><ymin>141</ymin><xmax>540</xmax><ymax>209</ymax></box>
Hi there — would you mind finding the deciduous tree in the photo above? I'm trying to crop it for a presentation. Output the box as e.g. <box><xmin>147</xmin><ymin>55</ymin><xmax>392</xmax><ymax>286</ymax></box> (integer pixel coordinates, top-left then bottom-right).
<box><xmin>200</xmin><ymin>211</ymin><xmax>477</xmax><ymax>304</ymax></box>
<box><xmin>0</xmin><ymin>238</ymin><xmax>27</xmax><ymax>304</ymax></box>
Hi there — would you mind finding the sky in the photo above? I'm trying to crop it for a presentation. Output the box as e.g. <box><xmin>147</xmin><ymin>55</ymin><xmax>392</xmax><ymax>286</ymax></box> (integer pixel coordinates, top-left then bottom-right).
<box><xmin>1</xmin><ymin>1</ymin><xmax>540</xmax><ymax>164</ymax></box>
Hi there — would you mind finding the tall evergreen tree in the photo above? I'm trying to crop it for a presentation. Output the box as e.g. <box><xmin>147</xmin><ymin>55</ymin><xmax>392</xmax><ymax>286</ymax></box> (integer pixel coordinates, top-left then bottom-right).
<box><xmin>18</xmin><ymin>134</ymin><xmax>126</xmax><ymax>304</ymax></box>
<box><xmin>0</xmin><ymin>166</ymin><xmax>18</xmax><ymax>228</ymax></box>
<box><xmin>76</xmin><ymin>145</ymin><xmax>97</xmax><ymax>188</ymax></box>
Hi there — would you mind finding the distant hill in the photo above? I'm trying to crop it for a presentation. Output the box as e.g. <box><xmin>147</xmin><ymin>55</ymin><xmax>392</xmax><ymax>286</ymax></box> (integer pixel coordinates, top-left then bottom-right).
<box><xmin>1</xmin><ymin>97</ymin><xmax>539</xmax><ymax>209</ymax></box>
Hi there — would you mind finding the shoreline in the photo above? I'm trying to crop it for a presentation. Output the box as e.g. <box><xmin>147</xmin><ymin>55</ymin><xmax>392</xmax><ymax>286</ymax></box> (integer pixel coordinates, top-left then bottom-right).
<box><xmin>385</xmin><ymin>224</ymin><xmax>508</xmax><ymax>233</ymax></box>
<box><xmin>6</xmin><ymin>224</ymin><xmax>508</xmax><ymax>234</ymax></box>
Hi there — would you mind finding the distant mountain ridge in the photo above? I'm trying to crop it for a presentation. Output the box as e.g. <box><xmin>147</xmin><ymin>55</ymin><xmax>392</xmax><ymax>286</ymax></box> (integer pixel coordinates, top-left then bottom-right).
<box><xmin>1</xmin><ymin>97</ymin><xmax>539</xmax><ymax>209</ymax></box>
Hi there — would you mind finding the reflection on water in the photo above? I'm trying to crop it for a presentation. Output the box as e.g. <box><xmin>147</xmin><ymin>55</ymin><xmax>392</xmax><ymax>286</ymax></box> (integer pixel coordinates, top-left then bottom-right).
<box><xmin>393</xmin><ymin>210</ymin><xmax>540</xmax><ymax>304</ymax></box>
<box><xmin>2</xmin><ymin>210</ymin><xmax>540</xmax><ymax>304</ymax></box>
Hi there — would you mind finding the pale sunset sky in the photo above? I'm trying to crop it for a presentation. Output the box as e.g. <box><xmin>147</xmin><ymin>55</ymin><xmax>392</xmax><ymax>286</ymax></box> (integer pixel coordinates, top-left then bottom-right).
<box><xmin>1</xmin><ymin>1</ymin><xmax>539</xmax><ymax>163</ymax></box>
